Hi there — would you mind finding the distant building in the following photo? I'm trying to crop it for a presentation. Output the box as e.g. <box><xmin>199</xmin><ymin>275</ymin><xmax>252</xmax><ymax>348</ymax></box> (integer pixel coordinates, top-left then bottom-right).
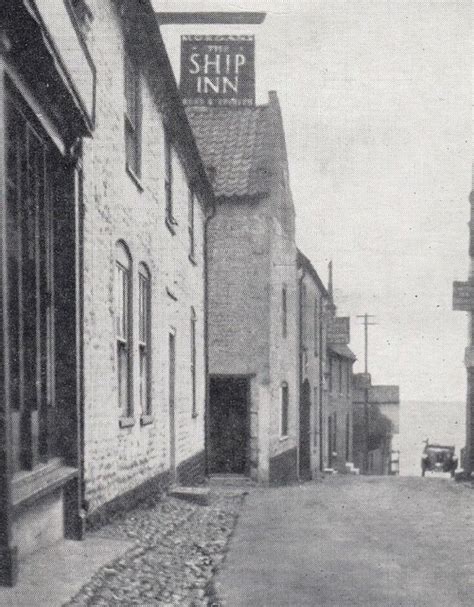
<box><xmin>325</xmin><ymin>301</ymin><xmax>357</xmax><ymax>474</ymax></box>
<box><xmin>452</xmin><ymin>175</ymin><xmax>474</xmax><ymax>478</ymax></box>
<box><xmin>297</xmin><ymin>250</ymin><xmax>330</xmax><ymax>478</ymax></box>
<box><xmin>188</xmin><ymin>93</ymin><xmax>300</xmax><ymax>484</ymax></box>
<box><xmin>353</xmin><ymin>374</ymin><xmax>400</xmax><ymax>475</ymax></box>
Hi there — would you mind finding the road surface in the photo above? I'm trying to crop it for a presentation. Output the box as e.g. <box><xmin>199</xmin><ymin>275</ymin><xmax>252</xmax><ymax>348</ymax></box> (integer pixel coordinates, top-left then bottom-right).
<box><xmin>215</xmin><ymin>476</ymin><xmax>473</xmax><ymax>606</ymax></box>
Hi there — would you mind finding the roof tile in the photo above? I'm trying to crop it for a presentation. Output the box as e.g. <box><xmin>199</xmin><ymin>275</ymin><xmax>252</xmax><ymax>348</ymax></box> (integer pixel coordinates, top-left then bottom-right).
<box><xmin>186</xmin><ymin>106</ymin><xmax>271</xmax><ymax>199</ymax></box>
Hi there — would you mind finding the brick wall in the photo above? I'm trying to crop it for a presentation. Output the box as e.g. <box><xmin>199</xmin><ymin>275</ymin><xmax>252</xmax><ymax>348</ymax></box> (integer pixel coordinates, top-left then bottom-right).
<box><xmin>81</xmin><ymin>1</ymin><xmax>206</xmax><ymax>512</ymax></box>
<box><xmin>208</xmin><ymin>202</ymin><xmax>271</xmax><ymax>378</ymax></box>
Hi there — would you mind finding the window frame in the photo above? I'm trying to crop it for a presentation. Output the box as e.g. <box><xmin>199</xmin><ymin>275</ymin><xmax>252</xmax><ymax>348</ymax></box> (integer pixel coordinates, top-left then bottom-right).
<box><xmin>138</xmin><ymin>263</ymin><xmax>152</xmax><ymax>423</ymax></box>
<box><xmin>116</xmin><ymin>241</ymin><xmax>133</xmax><ymax>425</ymax></box>
<box><xmin>280</xmin><ymin>382</ymin><xmax>289</xmax><ymax>438</ymax></box>
<box><xmin>124</xmin><ymin>49</ymin><xmax>142</xmax><ymax>183</ymax></box>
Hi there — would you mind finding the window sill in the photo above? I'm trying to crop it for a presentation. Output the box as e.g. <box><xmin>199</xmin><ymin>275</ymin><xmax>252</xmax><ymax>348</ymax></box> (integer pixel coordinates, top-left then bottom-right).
<box><xmin>140</xmin><ymin>414</ymin><xmax>154</xmax><ymax>427</ymax></box>
<box><xmin>279</xmin><ymin>435</ymin><xmax>289</xmax><ymax>442</ymax></box>
<box><xmin>192</xmin><ymin>412</ymin><xmax>199</xmax><ymax>419</ymax></box>
<box><xmin>12</xmin><ymin>459</ymin><xmax>78</xmax><ymax>510</ymax></box>
<box><xmin>126</xmin><ymin>165</ymin><xmax>143</xmax><ymax>192</ymax></box>
<box><xmin>188</xmin><ymin>254</ymin><xmax>197</xmax><ymax>266</ymax></box>
<box><xmin>165</xmin><ymin>217</ymin><xmax>177</xmax><ymax>235</ymax></box>
<box><xmin>119</xmin><ymin>416</ymin><xmax>135</xmax><ymax>429</ymax></box>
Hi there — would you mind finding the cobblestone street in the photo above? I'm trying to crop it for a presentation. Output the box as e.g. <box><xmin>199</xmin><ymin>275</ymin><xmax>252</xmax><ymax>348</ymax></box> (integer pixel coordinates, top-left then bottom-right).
<box><xmin>65</xmin><ymin>487</ymin><xmax>246</xmax><ymax>606</ymax></box>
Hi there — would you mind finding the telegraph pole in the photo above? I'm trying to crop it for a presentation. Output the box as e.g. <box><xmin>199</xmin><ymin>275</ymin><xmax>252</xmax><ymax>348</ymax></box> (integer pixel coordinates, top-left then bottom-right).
<box><xmin>357</xmin><ymin>314</ymin><xmax>377</xmax><ymax>374</ymax></box>
<box><xmin>357</xmin><ymin>314</ymin><xmax>377</xmax><ymax>473</ymax></box>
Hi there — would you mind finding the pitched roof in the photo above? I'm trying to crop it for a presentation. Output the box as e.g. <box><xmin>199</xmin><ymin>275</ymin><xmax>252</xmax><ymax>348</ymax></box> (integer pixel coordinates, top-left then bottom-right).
<box><xmin>186</xmin><ymin>105</ymin><xmax>272</xmax><ymax>200</ymax></box>
<box><xmin>328</xmin><ymin>344</ymin><xmax>357</xmax><ymax>361</ymax></box>
<box><xmin>297</xmin><ymin>249</ymin><xmax>329</xmax><ymax>298</ymax></box>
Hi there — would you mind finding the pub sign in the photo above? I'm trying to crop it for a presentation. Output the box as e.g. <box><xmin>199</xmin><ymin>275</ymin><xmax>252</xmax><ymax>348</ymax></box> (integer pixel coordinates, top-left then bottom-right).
<box><xmin>180</xmin><ymin>35</ymin><xmax>255</xmax><ymax>108</ymax></box>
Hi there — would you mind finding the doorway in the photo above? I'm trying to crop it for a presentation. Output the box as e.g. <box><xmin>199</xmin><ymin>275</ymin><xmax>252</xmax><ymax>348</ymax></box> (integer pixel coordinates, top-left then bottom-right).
<box><xmin>209</xmin><ymin>376</ymin><xmax>250</xmax><ymax>474</ymax></box>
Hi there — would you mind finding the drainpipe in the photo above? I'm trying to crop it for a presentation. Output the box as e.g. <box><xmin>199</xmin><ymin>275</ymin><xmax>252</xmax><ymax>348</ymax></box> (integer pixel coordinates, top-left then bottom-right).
<box><xmin>203</xmin><ymin>194</ymin><xmax>216</xmax><ymax>477</ymax></box>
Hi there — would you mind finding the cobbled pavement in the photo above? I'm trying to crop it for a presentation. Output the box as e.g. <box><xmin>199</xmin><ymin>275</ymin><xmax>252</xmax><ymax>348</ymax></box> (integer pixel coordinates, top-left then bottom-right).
<box><xmin>64</xmin><ymin>488</ymin><xmax>246</xmax><ymax>607</ymax></box>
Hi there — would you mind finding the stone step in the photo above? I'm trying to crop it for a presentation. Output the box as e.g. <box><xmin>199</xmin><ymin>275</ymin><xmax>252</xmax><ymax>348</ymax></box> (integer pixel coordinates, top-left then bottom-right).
<box><xmin>169</xmin><ymin>486</ymin><xmax>210</xmax><ymax>506</ymax></box>
<box><xmin>208</xmin><ymin>474</ymin><xmax>256</xmax><ymax>487</ymax></box>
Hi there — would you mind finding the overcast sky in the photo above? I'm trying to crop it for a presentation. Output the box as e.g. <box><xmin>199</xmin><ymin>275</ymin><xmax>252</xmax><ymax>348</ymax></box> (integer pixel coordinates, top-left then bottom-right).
<box><xmin>156</xmin><ymin>0</ymin><xmax>472</xmax><ymax>403</ymax></box>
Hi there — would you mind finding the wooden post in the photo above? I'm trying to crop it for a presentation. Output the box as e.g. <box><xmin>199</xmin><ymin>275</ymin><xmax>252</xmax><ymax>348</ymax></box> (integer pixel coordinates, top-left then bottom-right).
<box><xmin>0</xmin><ymin>59</ymin><xmax>18</xmax><ymax>587</ymax></box>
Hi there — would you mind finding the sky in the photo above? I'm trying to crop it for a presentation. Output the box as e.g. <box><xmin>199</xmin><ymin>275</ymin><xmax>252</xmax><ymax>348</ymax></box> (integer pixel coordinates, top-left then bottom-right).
<box><xmin>155</xmin><ymin>0</ymin><xmax>472</xmax><ymax>403</ymax></box>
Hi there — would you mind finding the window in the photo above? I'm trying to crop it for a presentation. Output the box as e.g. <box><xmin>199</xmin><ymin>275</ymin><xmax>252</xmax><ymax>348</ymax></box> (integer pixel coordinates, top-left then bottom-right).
<box><xmin>164</xmin><ymin>130</ymin><xmax>176</xmax><ymax>225</ymax></box>
<box><xmin>314</xmin><ymin>298</ymin><xmax>319</xmax><ymax>356</ymax></box>
<box><xmin>346</xmin><ymin>364</ymin><xmax>351</xmax><ymax>396</ymax></box>
<box><xmin>116</xmin><ymin>242</ymin><xmax>132</xmax><ymax>419</ymax></box>
<box><xmin>124</xmin><ymin>50</ymin><xmax>142</xmax><ymax>179</ymax></box>
<box><xmin>282</xmin><ymin>286</ymin><xmax>287</xmax><ymax>338</ymax></box>
<box><xmin>329</xmin><ymin>357</ymin><xmax>333</xmax><ymax>392</ymax></box>
<box><xmin>191</xmin><ymin>307</ymin><xmax>197</xmax><ymax>417</ymax></box>
<box><xmin>338</xmin><ymin>359</ymin><xmax>343</xmax><ymax>393</ymax></box>
<box><xmin>138</xmin><ymin>264</ymin><xmax>151</xmax><ymax>418</ymax></box>
<box><xmin>281</xmin><ymin>382</ymin><xmax>289</xmax><ymax>436</ymax></box>
<box><xmin>188</xmin><ymin>186</ymin><xmax>195</xmax><ymax>260</ymax></box>
<box><xmin>333</xmin><ymin>412</ymin><xmax>337</xmax><ymax>454</ymax></box>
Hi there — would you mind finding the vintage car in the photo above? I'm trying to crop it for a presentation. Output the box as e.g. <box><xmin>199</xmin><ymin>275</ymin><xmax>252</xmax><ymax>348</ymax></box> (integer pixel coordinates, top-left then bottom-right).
<box><xmin>421</xmin><ymin>443</ymin><xmax>458</xmax><ymax>477</ymax></box>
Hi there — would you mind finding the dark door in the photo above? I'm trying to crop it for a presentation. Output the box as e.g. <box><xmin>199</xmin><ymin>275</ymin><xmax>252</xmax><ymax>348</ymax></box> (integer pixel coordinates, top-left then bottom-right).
<box><xmin>209</xmin><ymin>377</ymin><xmax>249</xmax><ymax>474</ymax></box>
<box><xmin>299</xmin><ymin>379</ymin><xmax>311</xmax><ymax>479</ymax></box>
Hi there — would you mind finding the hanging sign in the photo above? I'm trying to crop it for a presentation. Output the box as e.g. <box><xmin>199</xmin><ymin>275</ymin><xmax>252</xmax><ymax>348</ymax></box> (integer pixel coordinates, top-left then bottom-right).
<box><xmin>180</xmin><ymin>35</ymin><xmax>255</xmax><ymax>108</ymax></box>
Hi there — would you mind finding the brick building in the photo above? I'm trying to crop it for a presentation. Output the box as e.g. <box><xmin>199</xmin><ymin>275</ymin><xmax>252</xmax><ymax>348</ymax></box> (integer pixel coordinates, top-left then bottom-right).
<box><xmin>0</xmin><ymin>0</ymin><xmax>214</xmax><ymax>585</ymax></box>
<box><xmin>297</xmin><ymin>250</ymin><xmax>330</xmax><ymax>478</ymax></box>
<box><xmin>323</xmin><ymin>282</ymin><xmax>356</xmax><ymax>473</ymax></box>
<box><xmin>188</xmin><ymin>93</ymin><xmax>300</xmax><ymax>484</ymax></box>
<box><xmin>79</xmin><ymin>1</ymin><xmax>213</xmax><ymax>516</ymax></box>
